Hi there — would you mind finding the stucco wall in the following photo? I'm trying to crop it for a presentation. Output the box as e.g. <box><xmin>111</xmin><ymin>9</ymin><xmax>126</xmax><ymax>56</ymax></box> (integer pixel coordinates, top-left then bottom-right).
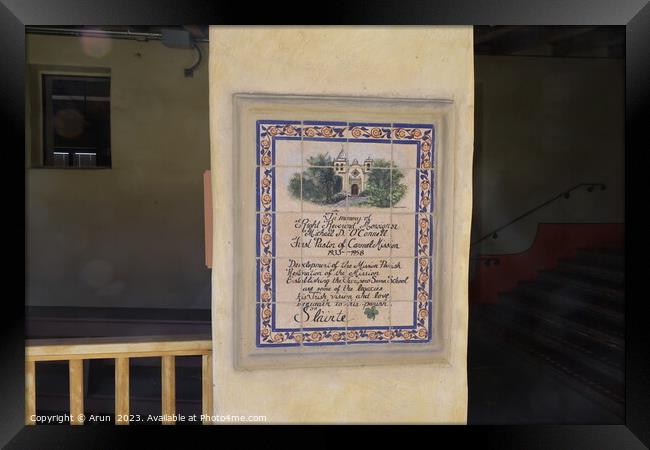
<box><xmin>209</xmin><ymin>26</ymin><xmax>473</xmax><ymax>423</ymax></box>
<box><xmin>26</xmin><ymin>34</ymin><xmax>211</xmax><ymax>309</ymax></box>
<box><xmin>472</xmin><ymin>55</ymin><xmax>624</xmax><ymax>255</ymax></box>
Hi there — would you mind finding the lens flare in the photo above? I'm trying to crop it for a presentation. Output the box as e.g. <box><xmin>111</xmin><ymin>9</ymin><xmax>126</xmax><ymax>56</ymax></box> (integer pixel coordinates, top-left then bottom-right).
<box><xmin>80</xmin><ymin>32</ymin><xmax>112</xmax><ymax>58</ymax></box>
<box><xmin>53</xmin><ymin>108</ymin><xmax>85</xmax><ymax>138</ymax></box>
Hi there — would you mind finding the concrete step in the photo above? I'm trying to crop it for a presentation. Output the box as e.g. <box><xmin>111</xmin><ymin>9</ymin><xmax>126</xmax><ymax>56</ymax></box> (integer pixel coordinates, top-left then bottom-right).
<box><xmin>574</xmin><ymin>248</ymin><xmax>625</xmax><ymax>271</ymax></box>
<box><xmin>518</xmin><ymin>279</ymin><xmax>624</xmax><ymax>313</ymax></box>
<box><xmin>512</xmin><ymin>283</ymin><xmax>624</xmax><ymax>329</ymax></box>
<box><xmin>471</xmin><ymin>246</ymin><xmax>626</xmax><ymax>419</ymax></box>
<box><xmin>556</xmin><ymin>260</ymin><xmax>624</xmax><ymax>284</ymax></box>
<box><xmin>537</xmin><ymin>270</ymin><xmax>624</xmax><ymax>301</ymax></box>
<box><xmin>497</xmin><ymin>293</ymin><xmax>624</xmax><ymax>358</ymax></box>
<box><xmin>482</xmin><ymin>305</ymin><xmax>624</xmax><ymax>382</ymax></box>
<box><xmin>479</xmin><ymin>306</ymin><xmax>624</xmax><ymax>416</ymax></box>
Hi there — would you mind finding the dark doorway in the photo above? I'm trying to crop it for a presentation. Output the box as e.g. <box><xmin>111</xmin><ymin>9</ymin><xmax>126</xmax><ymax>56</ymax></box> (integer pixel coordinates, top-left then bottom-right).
<box><xmin>351</xmin><ymin>183</ymin><xmax>359</xmax><ymax>196</ymax></box>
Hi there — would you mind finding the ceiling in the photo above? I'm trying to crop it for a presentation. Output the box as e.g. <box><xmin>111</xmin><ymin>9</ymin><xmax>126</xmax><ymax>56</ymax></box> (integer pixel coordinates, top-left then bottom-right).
<box><xmin>98</xmin><ymin>25</ymin><xmax>209</xmax><ymax>40</ymax></box>
<box><xmin>26</xmin><ymin>25</ymin><xmax>209</xmax><ymax>42</ymax></box>
<box><xmin>475</xmin><ymin>26</ymin><xmax>624</xmax><ymax>59</ymax></box>
<box><xmin>27</xmin><ymin>26</ymin><xmax>624</xmax><ymax>59</ymax></box>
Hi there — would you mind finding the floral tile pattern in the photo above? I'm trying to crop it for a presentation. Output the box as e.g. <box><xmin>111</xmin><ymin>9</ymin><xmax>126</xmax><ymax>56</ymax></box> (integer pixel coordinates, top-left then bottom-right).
<box><xmin>256</xmin><ymin>120</ymin><xmax>435</xmax><ymax>347</ymax></box>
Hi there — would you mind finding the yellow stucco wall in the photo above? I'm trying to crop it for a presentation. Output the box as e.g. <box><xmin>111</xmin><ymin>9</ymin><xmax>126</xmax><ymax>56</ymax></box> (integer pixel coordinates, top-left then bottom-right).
<box><xmin>26</xmin><ymin>34</ymin><xmax>211</xmax><ymax>309</ymax></box>
<box><xmin>210</xmin><ymin>26</ymin><xmax>474</xmax><ymax>423</ymax></box>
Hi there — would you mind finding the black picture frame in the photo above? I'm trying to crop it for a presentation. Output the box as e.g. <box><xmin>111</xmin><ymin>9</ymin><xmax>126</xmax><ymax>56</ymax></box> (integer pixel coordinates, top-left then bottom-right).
<box><xmin>2</xmin><ymin>0</ymin><xmax>648</xmax><ymax>448</ymax></box>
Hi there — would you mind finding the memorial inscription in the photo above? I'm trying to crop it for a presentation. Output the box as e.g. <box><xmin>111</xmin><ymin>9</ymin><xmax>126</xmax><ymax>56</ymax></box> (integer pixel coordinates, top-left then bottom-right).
<box><xmin>256</xmin><ymin>120</ymin><xmax>435</xmax><ymax>347</ymax></box>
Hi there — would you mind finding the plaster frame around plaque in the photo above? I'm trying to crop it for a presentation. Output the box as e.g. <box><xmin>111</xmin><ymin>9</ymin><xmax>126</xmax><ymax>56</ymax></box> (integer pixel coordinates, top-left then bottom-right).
<box><xmin>233</xmin><ymin>94</ymin><xmax>456</xmax><ymax>370</ymax></box>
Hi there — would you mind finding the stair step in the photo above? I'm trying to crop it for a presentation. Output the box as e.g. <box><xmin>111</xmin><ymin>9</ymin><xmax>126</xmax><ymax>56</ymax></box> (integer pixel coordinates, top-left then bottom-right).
<box><xmin>480</xmin><ymin>306</ymin><xmax>624</xmax><ymax>414</ymax></box>
<box><xmin>472</xmin><ymin>246</ymin><xmax>626</xmax><ymax>419</ymax></box>
<box><xmin>482</xmin><ymin>305</ymin><xmax>624</xmax><ymax>381</ymax></box>
<box><xmin>496</xmin><ymin>294</ymin><xmax>624</xmax><ymax>365</ymax></box>
<box><xmin>518</xmin><ymin>279</ymin><xmax>624</xmax><ymax>313</ymax></box>
<box><xmin>511</xmin><ymin>284</ymin><xmax>624</xmax><ymax>330</ymax></box>
<box><xmin>574</xmin><ymin>248</ymin><xmax>625</xmax><ymax>270</ymax></box>
<box><xmin>537</xmin><ymin>270</ymin><xmax>624</xmax><ymax>300</ymax></box>
<box><xmin>500</xmin><ymin>292</ymin><xmax>624</xmax><ymax>343</ymax></box>
<box><xmin>556</xmin><ymin>260</ymin><xmax>624</xmax><ymax>284</ymax></box>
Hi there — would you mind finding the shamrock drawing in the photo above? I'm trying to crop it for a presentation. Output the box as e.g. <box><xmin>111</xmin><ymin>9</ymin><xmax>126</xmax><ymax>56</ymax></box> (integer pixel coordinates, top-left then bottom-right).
<box><xmin>364</xmin><ymin>306</ymin><xmax>379</xmax><ymax>320</ymax></box>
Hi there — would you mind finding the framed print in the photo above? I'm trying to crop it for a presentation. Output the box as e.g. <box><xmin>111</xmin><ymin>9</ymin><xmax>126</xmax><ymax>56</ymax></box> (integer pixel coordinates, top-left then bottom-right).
<box><xmin>3</xmin><ymin>0</ymin><xmax>648</xmax><ymax>447</ymax></box>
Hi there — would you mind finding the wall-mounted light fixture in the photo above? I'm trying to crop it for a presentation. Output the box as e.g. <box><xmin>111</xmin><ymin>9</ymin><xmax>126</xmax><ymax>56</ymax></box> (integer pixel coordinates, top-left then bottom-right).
<box><xmin>161</xmin><ymin>28</ymin><xmax>202</xmax><ymax>77</ymax></box>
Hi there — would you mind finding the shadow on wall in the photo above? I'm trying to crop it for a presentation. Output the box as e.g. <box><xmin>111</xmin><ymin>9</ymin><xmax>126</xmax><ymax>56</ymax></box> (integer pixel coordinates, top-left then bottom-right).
<box><xmin>471</xmin><ymin>53</ymin><xmax>624</xmax><ymax>257</ymax></box>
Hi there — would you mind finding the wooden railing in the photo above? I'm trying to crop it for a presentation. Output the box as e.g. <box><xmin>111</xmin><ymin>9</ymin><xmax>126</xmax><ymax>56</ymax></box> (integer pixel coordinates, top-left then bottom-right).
<box><xmin>25</xmin><ymin>335</ymin><xmax>213</xmax><ymax>425</ymax></box>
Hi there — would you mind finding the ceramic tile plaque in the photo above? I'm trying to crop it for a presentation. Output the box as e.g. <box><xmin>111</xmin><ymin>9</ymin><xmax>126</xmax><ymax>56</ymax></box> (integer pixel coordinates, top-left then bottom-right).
<box><xmin>234</xmin><ymin>95</ymin><xmax>455</xmax><ymax>369</ymax></box>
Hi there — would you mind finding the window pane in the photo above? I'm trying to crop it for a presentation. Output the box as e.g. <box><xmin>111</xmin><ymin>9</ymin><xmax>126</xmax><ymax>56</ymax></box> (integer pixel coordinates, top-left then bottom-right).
<box><xmin>51</xmin><ymin>78</ymin><xmax>86</xmax><ymax>96</ymax></box>
<box><xmin>52</xmin><ymin>99</ymin><xmax>87</xmax><ymax>147</ymax></box>
<box><xmin>84</xmin><ymin>78</ymin><xmax>110</xmax><ymax>97</ymax></box>
<box><xmin>43</xmin><ymin>74</ymin><xmax>111</xmax><ymax>168</ymax></box>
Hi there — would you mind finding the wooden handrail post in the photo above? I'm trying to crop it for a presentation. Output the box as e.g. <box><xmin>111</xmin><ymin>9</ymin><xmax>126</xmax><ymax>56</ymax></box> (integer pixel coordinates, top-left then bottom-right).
<box><xmin>25</xmin><ymin>360</ymin><xmax>36</xmax><ymax>425</ymax></box>
<box><xmin>202</xmin><ymin>352</ymin><xmax>213</xmax><ymax>424</ymax></box>
<box><xmin>26</xmin><ymin>335</ymin><xmax>212</xmax><ymax>425</ymax></box>
<box><xmin>69</xmin><ymin>359</ymin><xmax>84</xmax><ymax>425</ymax></box>
<box><xmin>161</xmin><ymin>355</ymin><xmax>176</xmax><ymax>425</ymax></box>
<box><xmin>115</xmin><ymin>357</ymin><xmax>130</xmax><ymax>425</ymax></box>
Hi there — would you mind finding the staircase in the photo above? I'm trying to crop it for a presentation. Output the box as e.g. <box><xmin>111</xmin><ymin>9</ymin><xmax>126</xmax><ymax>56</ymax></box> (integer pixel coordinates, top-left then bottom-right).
<box><xmin>477</xmin><ymin>248</ymin><xmax>625</xmax><ymax>418</ymax></box>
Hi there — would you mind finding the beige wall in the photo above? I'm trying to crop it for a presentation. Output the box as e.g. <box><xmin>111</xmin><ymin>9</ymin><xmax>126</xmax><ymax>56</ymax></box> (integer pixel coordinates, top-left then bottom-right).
<box><xmin>210</xmin><ymin>27</ymin><xmax>473</xmax><ymax>423</ymax></box>
<box><xmin>472</xmin><ymin>55</ymin><xmax>625</xmax><ymax>255</ymax></box>
<box><xmin>26</xmin><ymin>34</ymin><xmax>211</xmax><ymax>309</ymax></box>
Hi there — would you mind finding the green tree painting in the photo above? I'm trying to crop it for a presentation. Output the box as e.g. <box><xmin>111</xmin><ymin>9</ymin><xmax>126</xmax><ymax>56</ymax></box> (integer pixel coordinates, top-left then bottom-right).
<box><xmin>288</xmin><ymin>154</ymin><xmax>344</xmax><ymax>204</ymax></box>
<box><xmin>288</xmin><ymin>153</ymin><xmax>407</xmax><ymax>208</ymax></box>
<box><xmin>362</xmin><ymin>159</ymin><xmax>407</xmax><ymax>208</ymax></box>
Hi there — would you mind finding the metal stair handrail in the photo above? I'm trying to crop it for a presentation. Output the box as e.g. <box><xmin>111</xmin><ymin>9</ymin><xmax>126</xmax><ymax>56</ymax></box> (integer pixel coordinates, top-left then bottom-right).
<box><xmin>471</xmin><ymin>182</ymin><xmax>606</xmax><ymax>247</ymax></box>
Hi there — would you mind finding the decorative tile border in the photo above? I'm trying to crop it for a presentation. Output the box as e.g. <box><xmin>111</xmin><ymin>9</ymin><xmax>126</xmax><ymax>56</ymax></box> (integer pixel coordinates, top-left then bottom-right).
<box><xmin>255</xmin><ymin>120</ymin><xmax>435</xmax><ymax>347</ymax></box>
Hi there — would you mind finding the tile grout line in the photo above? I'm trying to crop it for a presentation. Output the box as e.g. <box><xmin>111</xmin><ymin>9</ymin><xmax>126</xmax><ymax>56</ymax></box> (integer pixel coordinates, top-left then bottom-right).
<box><xmin>389</xmin><ymin>123</ymin><xmax>394</xmax><ymax>344</ymax></box>
<box><xmin>299</xmin><ymin>120</ymin><xmax>304</xmax><ymax>347</ymax></box>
